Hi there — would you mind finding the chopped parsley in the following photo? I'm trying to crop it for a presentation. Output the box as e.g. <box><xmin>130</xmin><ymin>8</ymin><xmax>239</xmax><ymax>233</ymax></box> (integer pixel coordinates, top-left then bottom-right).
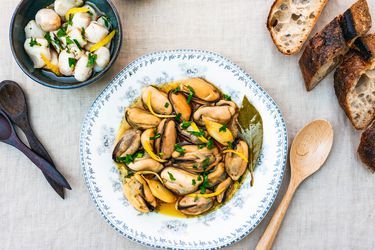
<box><xmin>223</xmin><ymin>94</ymin><xmax>232</xmax><ymax>101</ymax></box>
<box><xmin>116</xmin><ymin>151</ymin><xmax>144</xmax><ymax>165</ymax></box>
<box><xmin>201</xmin><ymin>157</ymin><xmax>210</xmax><ymax>170</ymax></box>
<box><xmin>29</xmin><ymin>37</ymin><xmax>41</xmax><ymax>47</ymax></box>
<box><xmin>192</xmin><ymin>179</ymin><xmax>196</xmax><ymax>186</ymax></box>
<box><xmin>227</xmin><ymin>141</ymin><xmax>233</xmax><ymax>149</ymax></box>
<box><xmin>68</xmin><ymin>58</ymin><xmax>77</xmax><ymax>68</ymax></box>
<box><xmin>168</xmin><ymin>172</ymin><xmax>176</xmax><ymax>181</ymax></box>
<box><xmin>181</xmin><ymin>121</ymin><xmax>192</xmax><ymax>129</ymax></box>
<box><xmin>206</xmin><ymin>138</ymin><xmax>214</xmax><ymax>149</ymax></box>
<box><xmin>67</xmin><ymin>14</ymin><xmax>73</xmax><ymax>26</ymax></box>
<box><xmin>219</xmin><ymin>124</ymin><xmax>228</xmax><ymax>132</ymax></box>
<box><xmin>174</xmin><ymin>144</ymin><xmax>185</xmax><ymax>155</ymax></box>
<box><xmin>198</xmin><ymin>144</ymin><xmax>205</xmax><ymax>149</ymax></box>
<box><xmin>87</xmin><ymin>53</ymin><xmax>97</xmax><ymax>67</ymax></box>
<box><xmin>65</xmin><ymin>36</ymin><xmax>74</xmax><ymax>45</ymax></box>
<box><xmin>149</xmin><ymin>133</ymin><xmax>161</xmax><ymax>140</ymax></box>
<box><xmin>174</xmin><ymin>113</ymin><xmax>182</xmax><ymax>122</ymax></box>
<box><xmin>164</xmin><ymin>102</ymin><xmax>169</xmax><ymax>108</ymax></box>
<box><xmin>173</xmin><ymin>86</ymin><xmax>180</xmax><ymax>93</ymax></box>
<box><xmin>186</xmin><ymin>85</ymin><xmax>194</xmax><ymax>103</ymax></box>
<box><xmin>189</xmin><ymin>130</ymin><xmax>205</xmax><ymax>137</ymax></box>
<box><xmin>73</xmin><ymin>39</ymin><xmax>83</xmax><ymax>50</ymax></box>
<box><xmin>193</xmin><ymin>165</ymin><xmax>198</xmax><ymax>169</ymax></box>
<box><xmin>199</xmin><ymin>173</ymin><xmax>209</xmax><ymax>194</ymax></box>
<box><xmin>56</xmin><ymin>28</ymin><xmax>67</xmax><ymax>38</ymax></box>
<box><xmin>44</xmin><ymin>32</ymin><xmax>52</xmax><ymax>46</ymax></box>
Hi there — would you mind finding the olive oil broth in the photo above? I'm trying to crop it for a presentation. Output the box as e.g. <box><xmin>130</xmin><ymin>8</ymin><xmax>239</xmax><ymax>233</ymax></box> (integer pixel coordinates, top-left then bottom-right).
<box><xmin>114</xmin><ymin>80</ymin><xmax>253</xmax><ymax>218</ymax></box>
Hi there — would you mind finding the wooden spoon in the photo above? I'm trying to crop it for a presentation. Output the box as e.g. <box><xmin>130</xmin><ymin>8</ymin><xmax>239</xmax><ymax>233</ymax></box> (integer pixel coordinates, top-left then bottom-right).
<box><xmin>255</xmin><ymin>120</ymin><xmax>334</xmax><ymax>250</ymax></box>
<box><xmin>0</xmin><ymin>80</ymin><xmax>65</xmax><ymax>198</ymax></box>
<box><xmin>0</xmin><ymin>110</ymin><xmax>71</xmax><ymax>190</ymax></box>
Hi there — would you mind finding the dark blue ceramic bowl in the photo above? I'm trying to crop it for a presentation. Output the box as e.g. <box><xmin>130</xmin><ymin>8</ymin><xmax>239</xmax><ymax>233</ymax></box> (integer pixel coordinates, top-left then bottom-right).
<box><xmin>10</xmin><ymin>0</ymin><xmax>122</xmax><ymax>89</ymax></box>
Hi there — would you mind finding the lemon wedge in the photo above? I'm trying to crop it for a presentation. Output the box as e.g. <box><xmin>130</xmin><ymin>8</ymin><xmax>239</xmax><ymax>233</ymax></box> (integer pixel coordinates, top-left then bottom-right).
<box><xmin>203</xmin><ymin>118</ymin><xmax>233</xmax><ymax>145</ymax></box>
<box><xmin>41</xmin><ymin>53</ymin><xmax>60</xmax><ymax>75</ymax></box>
<box><xmin>65</xmin><ymin>7</ymin><xmax>90</xmax><ymax>20</ymax></box>
<box><xmin>89</xmin><ymin>30</ymin><xmax>116</xmax><ymax>52</ymax></box>
<box><xmin>189</xmin><ymin>121</ymin><xmax>208</xmax><ymax>143</ymax></box>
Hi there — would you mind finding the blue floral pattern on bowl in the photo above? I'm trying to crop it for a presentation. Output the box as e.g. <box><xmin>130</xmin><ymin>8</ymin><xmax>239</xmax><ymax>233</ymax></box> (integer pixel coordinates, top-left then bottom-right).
<box><xmin>79</xmin><ymin>50</ymin><xmax>288</xmax><ymax>249</ymax></box>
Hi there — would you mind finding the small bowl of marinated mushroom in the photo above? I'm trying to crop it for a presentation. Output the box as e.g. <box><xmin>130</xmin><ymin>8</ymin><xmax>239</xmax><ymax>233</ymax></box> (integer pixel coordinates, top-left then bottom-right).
<box><xmin>10</xmin><ymin>0</ymin><xmax>122</xmax><ymax>89</ymax></box>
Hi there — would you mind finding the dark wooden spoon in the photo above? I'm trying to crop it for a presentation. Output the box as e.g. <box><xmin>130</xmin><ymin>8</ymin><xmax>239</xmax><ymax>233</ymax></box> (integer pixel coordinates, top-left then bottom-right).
<box><xmin>0</xmin><ymin>80</ymin><xmax>65</xmax><ymax>198</ymax></box>
<box><xmin>0</xmin><ymin>109</ymin><xmax>71</xmax><ymax>189</ymax></box>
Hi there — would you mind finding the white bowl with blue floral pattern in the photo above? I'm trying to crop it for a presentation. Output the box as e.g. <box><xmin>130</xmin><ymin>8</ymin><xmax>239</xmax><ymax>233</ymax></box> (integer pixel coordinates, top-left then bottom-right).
<box><xmin>80</xmin><ymin>49</ymin><xmax>288</xmax><ymax>249</ymax></box>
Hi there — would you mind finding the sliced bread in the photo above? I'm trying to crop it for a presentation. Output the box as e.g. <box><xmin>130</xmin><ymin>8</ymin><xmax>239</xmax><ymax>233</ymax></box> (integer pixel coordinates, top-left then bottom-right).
<box><xmin>358</xmin><ymin>121</ymin><xmax>375</xmax><ymax>172</ymax></box>
<box><xmin>334</xmin><ymin>34</ymin><xmax>375</xmax><ymax>130</ymax></box>
<box><xmin>267</xmin><ymin>0</ymin><xmax>328</xmax><ymax>55</ymax></box>
<box><xmin>299</xmin><ymin>0</ymin><xmax>372</xmax><ymax>91</ymax></box>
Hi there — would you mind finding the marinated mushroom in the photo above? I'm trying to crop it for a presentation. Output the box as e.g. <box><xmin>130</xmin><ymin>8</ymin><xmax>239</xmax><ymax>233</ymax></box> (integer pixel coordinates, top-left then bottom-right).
<box><xmin>85</xmin><ymin>21</ymin><xmax>109</xmax><ymax>43</ymax></box>
<box><xmin>74</xmin><ymin>53</ymin><xmax>93</xmax><ymax>81</ymax></box>
<box><xmin>24</xmin><ymin>38</ymin><xmax>51</xmax><ymax>68</ymax></box>
<box><xmin>35</xmin><ymin>8</ymin><xmax>61</xmax><ymax>32</ymax></box>
<box><xmin>58</xmin><ymin>49</ymin><xmax>75</xmax><ymax>76</ymax></box>
<box><xmin>54</xmin><ymin>0</ymin><xmax>78</xmax><ymax>16</ymax></box>
<box><xmin>25</xmin><ymin>20</ymin><xmax>45</xmax><ymax>39</ymax></box>
<box><xmin>93</xmin><ymin>47</ymin><xmax>110</xmax><ymax>72</ymax></box>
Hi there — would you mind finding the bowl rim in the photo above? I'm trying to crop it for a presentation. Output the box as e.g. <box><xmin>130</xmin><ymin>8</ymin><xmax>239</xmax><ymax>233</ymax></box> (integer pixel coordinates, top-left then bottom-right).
<box><xmin>9</xmin><ymin>0</ymin><xmax>123</xmax><ymax>90</ymax></box>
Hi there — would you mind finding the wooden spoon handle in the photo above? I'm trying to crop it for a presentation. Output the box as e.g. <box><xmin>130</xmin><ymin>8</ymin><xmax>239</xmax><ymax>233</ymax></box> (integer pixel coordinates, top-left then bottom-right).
<box><xmin>255</xmin><ymin>179</ymin><xmax>300</xmax><ymax>250</ymax></box>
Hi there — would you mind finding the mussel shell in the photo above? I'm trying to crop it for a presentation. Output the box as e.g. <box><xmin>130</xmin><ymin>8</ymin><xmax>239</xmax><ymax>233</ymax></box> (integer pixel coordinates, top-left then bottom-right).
<box><xmin>207</xmin><ymin>162</ymin><xmax>227</xmax><ymax>186</ymax></box>
<box><xmin>123</xmin><ymin>175</ymin><xmax>157</xmax><ymax>213</ymax></box>
<box><xmin>141</xmin><ymin>86</ymin><xmax>173</xmax><ymax>115</ymax></box>
<box><xmin>215</xmin><ymin>177</ymin><xmax>233</xmax><ymax>203</ymax></box>
<box><xmin>176</xmin><ymin>191</ymin><xmax>215</xmax><ymax>216</ymax></box>
<box><xmin>179</xmin><ymin>78</ymin><xmax>221</xmax><ymax>104</ymax></box>
<box><xmin>193</xmin><ymin>104</ymin><xmax>236</xmax><ymax>126</ymax></box>
<box><xmin>168</xmin><ymin>91</ymin><xmax>192</xmax><ymax>121</ymax></box>
<box><xmin>154</xmin><ymin>119</ymin><xmax>177</xmax><ymax>160</ymax></box>
<box><xmin>127</xmin><ymin>157</ymin><xmax>164</xmax><ymax>172</ymax></box>
<box><xmin>112</xmin><ymin>129</ymin><xmax>141</xmax><ymax>161</ymax></box>
<box><xmin>225</xmin><ymin>140</ymin><xmax>249</xmax><ymax>180</ymax></box>
<box><xmin>125</xmin><ymin>107</ymin><xmax>161</xmax><ymax>130</ymax></box>
<box><xmin>160</xmin><ymin>167</ymin><xmax>203</xmax><ymax>195</ymax></box>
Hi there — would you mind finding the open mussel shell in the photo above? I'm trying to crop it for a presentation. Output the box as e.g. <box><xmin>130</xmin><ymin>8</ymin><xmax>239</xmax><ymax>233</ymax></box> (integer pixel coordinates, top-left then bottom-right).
<box><xmin>168</xmin><ymin>91</ymin><xmax>192</xmax><ymax>121</ymax></box>
<box><xmin>123</xmin><ymin>175</ymin><xmax>157</xmax><ymax>213</ymax></box>
<box><xmin>154</xmin><ymin>119</ymin><xmax>177</xmax><ymax>160</ymax></box>
<box><xmin>160</xmin><ymin>167</ymin><xmax>203</xmax><ymax>195</ymax></box>
<box><xmin>112</xmin><ymin>129</ymin><xmax>141</xmax><ymax>161</ymax></box>
<box><xmin>176</xmin><ymin>191</ymin><xmax>215</xmax><ymax>216</ymax></box>
<box><xmin>142</xmin><ymin>86</ymin><xmax>173</xmax><ymax>115</ymax></box>
<box><xmin>179</xmin><ymin>78</ymin><xmax>221</xmax><ymax>104</ymax></box>
<box><xmin>215</xmin><ymin>177</ymin><xmax>234</xmax><ymax>203</ymax></box>
<box><xmin>207</xmin><ymin>162</ymin><xmax>227</xmax><ymax>186</ymax></box>
<box><xmin>125</xmin><ymin>107</ymin><xmax>161</xmax><ymax>130</ymax></box>
<box><xmin>225</xmin><ymin>140</ymin><xmax>249</xmax><ymax>181</ymax></box>
<box><xmin>193</xmin><ymin>101</ymin><xmax>237</xmax><ymax>126</ymax></box>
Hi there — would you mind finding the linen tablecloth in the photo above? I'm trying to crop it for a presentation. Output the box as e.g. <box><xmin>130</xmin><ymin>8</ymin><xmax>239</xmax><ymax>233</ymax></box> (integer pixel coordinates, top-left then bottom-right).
<box><xmin>0</xmin><ymin>0</ymin><xmax>374</xmax><ymax>249</ymax></box>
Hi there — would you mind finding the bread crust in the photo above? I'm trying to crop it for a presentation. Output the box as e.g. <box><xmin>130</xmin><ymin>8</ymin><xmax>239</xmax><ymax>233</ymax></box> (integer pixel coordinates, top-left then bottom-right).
<box><xmin>299</xmin><ymin>0</ymin><xmax>372</xmax><ymax>91</ymax></box>
<box><xmin>358</xmin><ymin>122</ymin><xmax>375</xmax><ymax>172</ymax></box>
<box><xmin>267</xmin><ymin>0</ymin><xmax>328</xmax><ymax>55</ymax></box>
<box><xmin>334</xmin><ymin>34</ymin><xmax>375</xmax><ymax>130</ymax></box>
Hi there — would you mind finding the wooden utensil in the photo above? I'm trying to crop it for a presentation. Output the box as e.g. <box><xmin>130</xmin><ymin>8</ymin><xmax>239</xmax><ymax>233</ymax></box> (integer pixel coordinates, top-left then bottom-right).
<box><xmin>0</xmin><ymin>109</ymin><xmax>71</xmax><ymax>189</ymax></box>
<box><xmin>255</xmin><ymin>120</ymin><xmax>334</xmax><ymax>250</ymax></box>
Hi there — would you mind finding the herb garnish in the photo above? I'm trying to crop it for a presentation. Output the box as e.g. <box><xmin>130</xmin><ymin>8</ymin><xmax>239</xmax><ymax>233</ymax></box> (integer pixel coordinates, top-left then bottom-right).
<box><xmin>44</xmin><ymin>32</ymin><xmax>52</xmax><ymax>46</ymax></box>
<box><xmin>29</xmin><ymin>37</ymin><xmax>41</xmax><ymax>47</ymax></box>
<box><xmin>67</xmin><ymin>14</ymin><xmax>73</xmax><ymax>26</ymax></box>
<box><xmin>81</xmin><ymin>27</ymin><xmax>86</xmax><ymax>41</ymax></box>
<box><xmin>101</xmin><ymin>15</ymin><xmax>111</xmax><ymax>29</ymax></box>
<box><xmin>68</xmin><ymin>58</ymin><xmax>77</xmax><ymax>68</ymax></box>
<box><xmin>174</xmin><ymin>113</ymin><xmax>182</xmax><ymax>122</ymax></box>
<box><xmin>168</xmin><ymin>172</ymin><xmax>176</xmax><ymax>181</ymax></box>
<box><xmin>192</xmin><ymin>179</ymin><xmax>196</xmax><ymax>186</ymax></box>
<box><xmin>198</xmin><ymin>144</ymin><xmax>205</xmax><ymax>149</ymax></box>
<box><xmin>173</xmin><ymin>86</ymin><xmax>180</xmax><ymax>93</ymax></box>
<box><xmin>181</xmin><ymin>121</ymin><xmax>192</xmax><ymax>129</ymax></box>
<box><xmin>174</xmin><ymin>144</ymin><xmax>185</xmax><ymax>155</ymax></box>
<box><xmin>73</xmin><ymin>39</ymin><xmax>83</xmax><ymax>50</ymax></box>
<box><xmin>164</xmin><ymin>102</ymin><xmax>169</xmax><ymax>108</ymax></box>
<box><xmin>206</xmin><ymin>138</ymin><xmax>214</xmax><ymax>149</ymax></box>
<box><xmin>219</xmin><ymin>124</ymin><xmax>227</xmax><ymax>132</ymax></box>
<box><xmin>87</xmin><ymin>53</ymin><xmax>97</xmax><ymax>67</ymax></box>
<box><xmin>223</xmin><ymin>94</ymin><xmax>232</xmax><ymax>101</ymax></box>
<box><xmin>199</xmin><ymin>173</ymin><xmax>209</xmax><ymax>194</ymax></box>
<box><xmin>201</xmin><ymin>157</ymin><xmax>210</xmax><ymax>170</ymax></box>
<box><xmin>186</xmin><ymin>85</ymin><xmax>194</xmax><ymax>103</ymax></box>
<box><xmin>116</xmin><ymin>151</ymin><xmax>144</xmax><ymax>165</ymax></box>
<box><xmin>65</xmin><ymin>36</ymin><xmax>74</xmax><ymax>45</ymax></box>
<box><xmin>149</xmin><ymin>133</ymin><xmax>161</xmax><ymax>140</ymax></box>
<box><xmin>227</xmin><ymin>141</ymin><xmax>233</xmax><ymax>149</ymax></box>
<box><xmin>189</xmin><ymin>130</ymin><xmax>205</xmax><ymax>137</ymax></box>
<box><xmin>57</xmin><ymin>28</ymin><xmax>67</xmax><ymax>38</ymax></box>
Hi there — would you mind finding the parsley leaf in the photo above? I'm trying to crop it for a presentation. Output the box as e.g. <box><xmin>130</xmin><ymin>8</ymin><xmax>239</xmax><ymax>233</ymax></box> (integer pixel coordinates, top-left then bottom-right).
<box><xmin>65</xmin><ymin>36</ymin><xmax>74</xmax><ymax>45</ymax></box>
<box><xmin>219</xmin><ymin>124</ymin><xmax>227</xmax><ymax>132</ymax></box>
<box><xmin>173</xmin><ymin>86</ymin><xmax>180</xmax><ymax>93</ymax></box>
<box><xmin>68</xmin><ymin>58</ymin><xmax>77</xmax><ymax>68</ymax></box>
<box><xmin>116</xmin><ymin>154</ymin><xmax>134</xmax><ymax>165</ymax></box>
<box><xmin>181</xmin><ymin>121</ymin><xmax>192</xmax><ymax>129</ymax></box>
<box><xmin>67</xmin><ymin>14</ymin><xmax>73</xmax><ymax>26</ymax></box>
<box><xmin>56</xmin><ymin>28</ymin><xmax>67</xmax><ymax>38</ymax></box>
<box><xmin>189</xmin><ymin>130</ymin><xmax>205</xmax><ymax>137</ymax></box>
<box><xmin>87</xmin><ymin>53</ymin><xmax>97</xmax><ymax>67</ymax></box>
<box><xmin>186</xmin><ymin>85</ymin><xmax>194</xmax><ymax>104</ymax></box>
<box><xmin>73</xmin><ymin>39</ymin><xmax>83</xmax><ymax>50</ymax></box>
<box><xmin>192</xmin><ymin>179</ymin><xmax>196</xmax><ymax>186</ymax></box>
<box><xmin>199</xmin><ymin>173</ymin><xmax>209</xmax><ymax>194</ymax></box>
<box><xmin>149</xmin><ymin>133</ymin><xmax>161</xmax><ymax>140</ymax></box>
<box><xmin>164</xmin><ymin>102</ymin><xmax>169</xmax><ymax>108</ymax></box>
<box><xmin>29</xmin><ymin>38</ymin><xmax>41</xmax><ymax>47</ymax></box>
<box><xmin>201</xmin><ymin>157</ymin><xmax>210</xmax><ymax>170</ymax></box>
<box><xmin>168</xmin><ymin>172</ymin><xmax>176</xmax><ymax>181</ymax></box>
<box><xmin>174</xmin><ymin>113</ymin><xmax>182</xmax><ymax>122</ymax></box>
<box><xmin>174</xmin><ymin>144</ymin><xmax>185</xmax><ymax>155</ymax></box>
<box><xmin>206</xmin><ymin>138</ymin><xmax>214</xmax><ymax>149</ymax></box>
<box><xmin>223</xmin><ymin>94</ymin><xmax>232</xmax><ymax>101</ymax></box>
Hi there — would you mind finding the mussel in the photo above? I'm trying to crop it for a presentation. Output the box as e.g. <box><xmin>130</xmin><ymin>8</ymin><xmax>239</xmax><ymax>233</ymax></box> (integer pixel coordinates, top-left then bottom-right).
<box><xmin>179</xmin><ymin>78</ymin><xmax>221</xmax><ymax>104</ymax></box>
<box><xmin>176</xmin><ymin>191</ymin><xmax>214</xmax><ymax>215</ymax></box>
<box><xmin>154</xmin><ymin>119</ymin><xmax>177</xmax><ymax>160</ymax></box>
<box><xmin>193</xmin><ymin>101</ymin><xmax>237</xmax><ymax>126</ymax></box>
<box><xmin>215</xmin><ymin>177</ymin><xmax>233</xmax><ymax>203</ymax></box>
<box><xmin>112</xmin><ymin>129</ymin><xmax>141</xmax><ymax>161</ymax></box>
<box><xmin>171</xmin><ymin>145</ymin><xmax>222</xmax><ymax>172</ymax></box>
<box><xmin>125</xmin><ymin>107</ymin><xmax>161</xmax><ymax>130</ymax></box>
<box><xmin>127</xmin><ymin>155</ymin><xmax>164</xmax><ymax>172</ymax></box>
<box><xmin>160</xmin><ymin>167</ymin><xmax>203</xmax><ymax>195</ymax></box>
<box><xmin>207</xmin><ymin>162</ymin><xmax>227</xmax><ymax>186</ymax></box>
<box><xmin>142</xmin><ymin>86</ymin><xmax>172</xmax><ymax>115</ymax></box>
<box><xmin>225</xmin><ymin>140</ymin><xmax>249</xmax><ymax>180</ymax></box>
<box><xmin>143</xmin><ymin>178</ymin><xmax>177</xmax><ymax>203</ymax></box>
<box><xmin>123</xmin><ymin>174</ymin><xmax>157</xmax><ymax>213</ymax></box>
<box><xmin>168</xmin><ymin>91</ymin><xmax>191</xmax><ymax>121</ymax></box>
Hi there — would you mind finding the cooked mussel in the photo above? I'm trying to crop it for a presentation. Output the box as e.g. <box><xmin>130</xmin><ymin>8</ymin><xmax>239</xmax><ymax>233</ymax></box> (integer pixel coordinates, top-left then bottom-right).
<box><xmin>168</xmin><ymin>90</ymin><xmax>192</xmax><ymax>121</ymax></box>
<box><xmin>123</xmin><ymin>174</ymin><xmax>157</xmax><ymax>213</ymax></box>
<box><xmin>171</xmin><ymin>145</ymin><xmax>222</xmax><ymax>172</ymax></box>
<box><xmin>193</xmin><ymin>101</ymin><xmax>237</xmax><ymax>126</ymax></box>
<box><xmin>112</xmin><ymin>129</ymin><xmax>141</xmax><ymax>161</ymax></box>
<box><xmin>207</xmin><ymin>162</ymin><xmax>227</xmax><ymax>186</ymax></box>
<box><xmin>179</xmin><ymin>78</ymin><xmax>221</xmax><ymax>104</ymax></box>
<box><xmin>215</xmin><ymin>177</ymin><xmax>233</xmax><ymax>203</ymax></box>
<box><xmin>127</xmin><ymin>155</ymin><xmax>164</xmax><ymax>172</ymax></box>
<box><xmin>154</xmin><ymin>119</ymin><xmax>177</xmax><ymax>160</ymax></box>
<box><xmin>125</xmin><ymin>107</ymin><xmax>161</xmax><ymax>130</ymax></box>
<box><xmin>143</xmin><ymin>178</ymin><xmax>176</xmax><ymax>203</ymax></box>
<box><xmin>160</xmin><ymin>167</ymin><xmax>203</xmax><ymax>195</ymax></box>
<box><xmin>176</xmin><ymin>191</ymin><xmax>214</xmax><ymax>215</ymax></box>
<box><xmin>142</xmin><ymin>86</ymin><xmax>173</xmax><ymax>115</ymax></box>
<box><xmin>225</xmin><ymin>140</ymin><xmax>249</xmax><ymax>180</ymax></box>
<box><xmin>177</xmin><ymin>122</ymin><xmax>207</xmax><ymax>144</ymax></box>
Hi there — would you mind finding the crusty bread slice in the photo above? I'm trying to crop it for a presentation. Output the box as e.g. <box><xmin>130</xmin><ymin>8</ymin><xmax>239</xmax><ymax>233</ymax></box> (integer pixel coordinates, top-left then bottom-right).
<box><xmin>267</xmin><ymin>0</ymin><xmax>328</xmax><ymax>55</ymax></box>
<box><xmin>334</xmin><ymin>34</ymin><xmax>375</xmax><ymax>130</ymax></box>
<box><xmin>299</xmin><ymin>0</ymin><xmax>372</xmax><ymax>91</ymax></box>
<box><xmin>358</xmin><ymin>121</ymin><xmax>375</xmax><ymax>172</ymax></box>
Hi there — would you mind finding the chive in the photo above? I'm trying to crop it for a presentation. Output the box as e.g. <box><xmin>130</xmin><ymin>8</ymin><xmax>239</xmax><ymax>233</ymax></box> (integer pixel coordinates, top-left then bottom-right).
<box><xmin>168</xmin><ymin>172</ymin><xmax>176</xmax><ymax>181</ymax></box>
<box><xmin>181</xmin><ymin>121</ymin><xmax>191</xmax><ymax>129</ymax></box>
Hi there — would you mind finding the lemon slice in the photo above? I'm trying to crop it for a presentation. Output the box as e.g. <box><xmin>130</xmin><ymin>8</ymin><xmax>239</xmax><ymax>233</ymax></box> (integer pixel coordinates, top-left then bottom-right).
<box><xmin>65</xmin><ymin>7</ymin><xmax>90</xmax><ymax>20</ymax></box>
<box><xmin>146</xmin><ymin>92</ymin><xmax>176</xmax><ymax>118</ymax></box>
<box><xmin>89</xmin><ymin>30</ymin><xmax>116</xmax><ymax>52</ymax></box>
<box><xmin>223</xmin><ymin>149</ymin><xmax>249</xmax><ymax>163</ymax></box>
<box><xmin>187</xmin><ymin>187</ymin><xmax>226</xmax><ymax>198</ymax></box>
<box><xmin>142</xmin><ymin>140</ymin><xmax>167</xmax><ymax>163</ymax></box>
<box><xmin>41</xmin><ymin>53</ymin><xmax>60</xmax><ymax>76</ymax></box>
<box><xmin>189</xmin><ymin>121</ymin><xmax>208</xmax><ymax>143</ymax></box>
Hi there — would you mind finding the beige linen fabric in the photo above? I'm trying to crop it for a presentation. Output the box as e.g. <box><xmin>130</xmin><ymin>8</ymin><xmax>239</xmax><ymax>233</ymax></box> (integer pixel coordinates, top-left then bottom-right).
<box><xmin>0</xmin><ymin>0</ymin><xmax>374</xmax><ymax>249</ymax></box>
